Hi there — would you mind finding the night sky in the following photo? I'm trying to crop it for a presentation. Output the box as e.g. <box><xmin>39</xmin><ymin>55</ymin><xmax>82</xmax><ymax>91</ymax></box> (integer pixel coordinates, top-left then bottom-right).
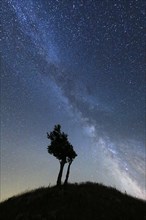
<box><xmin>1</xmin><ymin>0</ymin><xmax>146</xmax><ymax>201</ymax></box>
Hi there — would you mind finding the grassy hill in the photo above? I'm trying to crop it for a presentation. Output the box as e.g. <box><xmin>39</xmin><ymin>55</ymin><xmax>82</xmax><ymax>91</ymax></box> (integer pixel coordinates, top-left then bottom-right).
<box><xmin>0</xmin><ymin>182</ymin><xmax>145</xmax><ymax>220</ymax></box>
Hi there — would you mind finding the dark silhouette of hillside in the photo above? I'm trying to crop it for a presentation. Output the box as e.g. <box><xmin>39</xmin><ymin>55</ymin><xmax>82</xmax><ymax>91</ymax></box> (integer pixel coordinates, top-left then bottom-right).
<box><xmin>0</xmin><ymin>182</ymin><xmax>145</xmax><ymax>220</ymax></box>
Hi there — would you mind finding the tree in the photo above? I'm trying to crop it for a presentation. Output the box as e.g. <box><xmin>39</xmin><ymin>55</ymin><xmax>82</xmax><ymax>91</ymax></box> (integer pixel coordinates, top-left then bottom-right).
<box><xmin>64</xmin><ymin>146</ymin><xmax>77</xmax><ymax>185</ymax></box>
<box><xmin>47</xmin><ymin>124</ymin><xmax>77</xmax><ymax>186</ymax></box>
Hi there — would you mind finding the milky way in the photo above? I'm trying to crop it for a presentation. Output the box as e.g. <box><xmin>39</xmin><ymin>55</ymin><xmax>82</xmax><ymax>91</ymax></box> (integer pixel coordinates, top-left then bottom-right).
<box><xmin>1</xmin><ymin>0</ymin><xmax>146</xmax><ymax>200</ymax></box>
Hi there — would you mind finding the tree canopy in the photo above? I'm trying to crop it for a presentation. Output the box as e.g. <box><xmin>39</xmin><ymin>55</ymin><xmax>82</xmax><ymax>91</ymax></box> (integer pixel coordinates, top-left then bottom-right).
<box><xmin>47</xmin><ymin>124</ymin><xmax>77</xmax><ymax>186</ymax></box>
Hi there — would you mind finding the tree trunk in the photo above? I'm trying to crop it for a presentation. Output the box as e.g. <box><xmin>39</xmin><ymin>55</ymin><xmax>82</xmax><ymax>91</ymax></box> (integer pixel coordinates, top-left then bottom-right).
<box><xmin>57</xmin><ymin>161</ymin><xmax>65</xmax><ymax>186</ymax></box>
<box><xmin>64</xmin><ymin>161</ymin><xmax>72</xmax><ymax>185</ymax></box>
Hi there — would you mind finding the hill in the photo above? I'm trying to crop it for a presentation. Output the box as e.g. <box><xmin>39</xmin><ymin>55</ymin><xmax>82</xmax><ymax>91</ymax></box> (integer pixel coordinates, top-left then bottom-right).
<box><xmin>0</xmin><ymin>182</ymin><xmax>145</xmax><ymax>220</ymax></box>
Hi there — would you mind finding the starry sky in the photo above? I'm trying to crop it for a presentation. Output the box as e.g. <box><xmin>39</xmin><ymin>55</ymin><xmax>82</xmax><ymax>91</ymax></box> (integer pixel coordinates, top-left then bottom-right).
<box><xmin>1</xmin><ymin>0</ymin><xmax>146</xmax><ymax>201</ymax></box>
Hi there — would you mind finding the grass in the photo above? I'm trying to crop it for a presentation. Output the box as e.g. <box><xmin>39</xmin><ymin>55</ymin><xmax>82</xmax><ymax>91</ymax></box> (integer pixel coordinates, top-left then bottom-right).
<box><xmin>0</xmin><ymin>182</ymin><xmax>145</xmax><ymax>220</ymax></box>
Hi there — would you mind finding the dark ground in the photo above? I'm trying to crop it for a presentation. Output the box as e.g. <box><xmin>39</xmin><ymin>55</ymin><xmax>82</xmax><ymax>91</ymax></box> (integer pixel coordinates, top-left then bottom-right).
<box><xmin>0</xmin><ymin>182</ymin><xmax>145</xmax><ymax>220</ymax></box>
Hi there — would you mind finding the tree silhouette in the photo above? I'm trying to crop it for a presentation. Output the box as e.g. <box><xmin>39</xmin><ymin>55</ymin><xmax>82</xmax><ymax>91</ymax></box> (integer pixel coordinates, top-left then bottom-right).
<box><xmin>64</xmin><ymin>146</ymin><xmax>77</xmax><ymax>185</ymax></box>
<box><xmin>47</xmin><ymin>124</ymin><xmax>77</xmax><ymax>186</ymax></box>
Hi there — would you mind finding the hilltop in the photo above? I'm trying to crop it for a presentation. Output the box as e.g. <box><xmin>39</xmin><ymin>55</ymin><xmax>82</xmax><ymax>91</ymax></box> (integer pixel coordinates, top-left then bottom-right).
<box><xmin>0</xmin><ymin>182</ymin><xmax>145</xmax><ymax>220</ymax></box>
